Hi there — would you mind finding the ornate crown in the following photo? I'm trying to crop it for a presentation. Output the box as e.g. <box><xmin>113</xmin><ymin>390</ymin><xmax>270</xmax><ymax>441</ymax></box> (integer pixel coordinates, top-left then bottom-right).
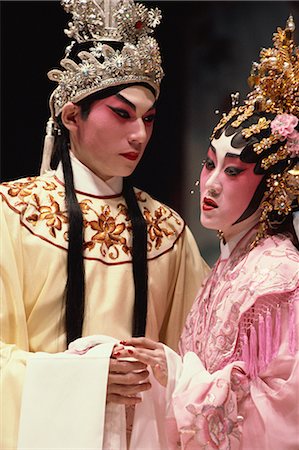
<box><xmin>211</xmin><ymin>16</ymin><xmax>299</xmax><ymax>141</ymax></box>
<box><xmin>211</xmin><ymin>16</ymin><xmax>299</xmax><ymax>246</ymax></box>
<box><xmin>48</xmin><ymin>0</ymin><xmax>164</xmax><ymax>116</ymax></box>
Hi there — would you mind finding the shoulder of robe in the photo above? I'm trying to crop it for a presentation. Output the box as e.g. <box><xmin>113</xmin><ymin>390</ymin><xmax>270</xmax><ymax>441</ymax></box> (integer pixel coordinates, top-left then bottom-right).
<box><xmin>0</xmin><ymin>172</ymin><xmax>60</xmax><ymax>215</ymax></box>
<box><xmin>232</xmin><ymin>234</ymin><xmax>299</xmax><ymax>302</ymax></box>
<box><xmin>0</xmin><ymin>177</ymin><xmax>186</xmax><ymax>264</ymax></box>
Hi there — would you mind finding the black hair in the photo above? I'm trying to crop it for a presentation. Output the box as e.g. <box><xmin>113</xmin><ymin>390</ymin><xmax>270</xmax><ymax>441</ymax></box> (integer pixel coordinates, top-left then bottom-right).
<box><xmin>51</xmin><ymin>84</ymin><xmax>152</xmax><ymax>345</ymax></box>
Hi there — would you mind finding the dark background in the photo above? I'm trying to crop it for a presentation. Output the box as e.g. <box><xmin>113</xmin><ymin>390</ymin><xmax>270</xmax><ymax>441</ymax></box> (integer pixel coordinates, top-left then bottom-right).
<box><xmin>1</xmin><ymin>1</ymin><xmax>298</xmax><ymax>263</ymax></box>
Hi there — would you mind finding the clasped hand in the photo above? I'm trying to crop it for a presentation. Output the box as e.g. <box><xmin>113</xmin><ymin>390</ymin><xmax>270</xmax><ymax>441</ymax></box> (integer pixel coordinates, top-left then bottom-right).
<box><xmin>108</xmin><ymin>337</ymin><xmax>167</xmax><ymax>405</ymax></box>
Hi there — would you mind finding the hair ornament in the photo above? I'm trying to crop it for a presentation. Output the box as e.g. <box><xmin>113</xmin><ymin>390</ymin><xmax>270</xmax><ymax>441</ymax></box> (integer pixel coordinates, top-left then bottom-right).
<box><xmin>230</xmin><ymin>105</ymin><xmax>255</xmax><ymax>129</ymax></box>
<box><xmin>260</xmin><ymin>145</ymin><xmax>289</xmax><ymax>170</ymax></box>
<box><xmin>190</xmin><ymin>179</ymin><xmax>200</xmax><ymax>195</ymax></box>
<box><xmin>210</xmin><ymin>107</ymin><xmax>239</xmax><ymax>140</ymax></box>
<box><xmin>231</xmin><ymin>92</ymin><xmax>240</xmax><ymax>107</ymax></box>
<box><xmin>253</xmin><ymin>135</ymin><xmax>282</xmax><ymax>155</ymax></box>
<box><xmin>241</xmin><ymin>117</ymin><xmax>271</xmax><ymax>139</ymax></box>
<box><xmin>212</xmin><ymin>15</ymin><xmax>299</xmax><ymax>138</ymax></box>
<box><xmin>251</xmin><ymin>163</ymin><xmax>299</xmax><ymax>248</ymax></box>
<box><xmin>269</xmin><ymin>113</ymin><xmax>299</xmax><ymax>159</ymax></box>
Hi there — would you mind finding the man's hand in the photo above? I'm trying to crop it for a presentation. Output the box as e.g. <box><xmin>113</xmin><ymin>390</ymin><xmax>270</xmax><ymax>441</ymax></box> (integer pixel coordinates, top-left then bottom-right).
<box><xmin>107</xmin><ymin>356</ymin><xmax>151</xmax><ymax>405</ymax></box>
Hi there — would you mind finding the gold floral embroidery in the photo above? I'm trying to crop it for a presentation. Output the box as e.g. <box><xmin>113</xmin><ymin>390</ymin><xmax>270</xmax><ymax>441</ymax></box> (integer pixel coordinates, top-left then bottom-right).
<box><xmin>84</xmin><ymin>204</ymin><xmax>130</xmax><ymax>259</ymax></box>
<box><xmin>5</xmin><ymin>179</ymin><xmax>38</xmax><ymax>198</ymax></box>
<box><xmin>144</xmin><ymin>206</ymin><xmax>176</xmax><ymax>250</ymax></box>
<box><xmin>2</xmin><ymin>178</ymin><xmax>184</xmax><ymax>262</ymax></box>
<box><xmin>27</xmin><ymin>194</ymin><xmax>68</xmax><ymax>238</ymax></box>
<box><xmin>4</xmin><ymin>178</ymin><xmax>57</xmax><ymax>198</ymax></box>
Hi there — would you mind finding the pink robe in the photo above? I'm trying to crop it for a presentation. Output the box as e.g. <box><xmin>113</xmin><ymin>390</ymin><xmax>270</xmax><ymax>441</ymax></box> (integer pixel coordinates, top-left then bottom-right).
<box><xmin>164</xmin><ymin>228</ymin><xmax>299</xmax><ymax>449</ymax></box>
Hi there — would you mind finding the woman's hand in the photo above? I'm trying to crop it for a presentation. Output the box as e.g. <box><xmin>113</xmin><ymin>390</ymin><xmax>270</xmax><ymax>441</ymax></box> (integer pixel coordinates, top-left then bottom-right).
<box><xmin>107</xmin><ymin>344</ymin><xmax>151</xmax><ymax>405</ymax></box>
<box><xmin>113</xmin><ymin>338</ymin><xmax>168</xmax><ymax>387</ymax></box>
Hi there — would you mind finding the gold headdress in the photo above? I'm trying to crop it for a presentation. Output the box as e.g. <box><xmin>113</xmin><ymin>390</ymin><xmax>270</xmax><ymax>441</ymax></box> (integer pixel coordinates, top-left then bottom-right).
<box><xmin>211</xmin><ymin>16</ymin><xmax>299</xmax><ymax>246</ymax></box>
<box><xmin>40</xmin><ymin>0</ymin><xmax>164</xmax><ymax>174</ymax></box>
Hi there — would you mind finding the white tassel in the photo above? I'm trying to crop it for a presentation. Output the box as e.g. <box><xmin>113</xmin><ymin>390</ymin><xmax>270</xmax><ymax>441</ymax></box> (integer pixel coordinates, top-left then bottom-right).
<box><xmin>40</xmin><ymin>117</ymin><xmax>56</xmax><ymax>175</ymax></box>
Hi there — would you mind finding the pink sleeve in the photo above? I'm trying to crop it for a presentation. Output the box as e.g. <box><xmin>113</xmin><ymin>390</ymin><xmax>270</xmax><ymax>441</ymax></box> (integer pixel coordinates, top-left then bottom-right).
<box><xmin>165</xmin><ymin>351</ymin><xmax>244</xmax><ymax>449</ymax></box>
<box><xmin>164</xmin><ymin>297</ymin><xmax>299</xmax><ymax>450</ymax></box>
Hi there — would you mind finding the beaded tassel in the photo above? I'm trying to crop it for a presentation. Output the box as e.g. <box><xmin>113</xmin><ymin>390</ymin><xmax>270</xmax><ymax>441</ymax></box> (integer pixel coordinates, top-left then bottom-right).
<box><xmin>40</xmin><ymin>117</ymin><xmax>55</xmax><ymax>175</ymax></box>
<box><xmin>288</xmin><ymin>300</ymin><xmax>296</xmax><ymax>355</ymax></box>
<box><xmin>249</xmin><ymin>325</ymin><xmax>258</xmax><ymax>379</ymax></box>
<box><xmin>272</xmin><ymin>306</ymin><xmax>281</xmax><ymax>358</ymax></box>
<box><xmin>258</xmin><ymin>314</ymin><xmax>266</xmax><ymax>372</ymax></box>
<box><xmin>265</xmin><ymin>309</ymin><xmax>273</xmax><ymax>365</ymax></box>
<box><xmin>241</xmin><ymin>332</ymin><xmax>250</xmax><ymax>371</ymax></box>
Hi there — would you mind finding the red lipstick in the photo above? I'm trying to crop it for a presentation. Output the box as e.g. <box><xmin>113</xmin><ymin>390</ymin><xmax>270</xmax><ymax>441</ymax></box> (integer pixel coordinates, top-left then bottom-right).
<box><xmin>202</xmin><ymin>197</ymin><xmax>218</xmax><ymax>211</ymax></box>
<box><xmin>120</xmin><ymin>152</ymin><xmax>139</xmax><ymax>161</ymax></box>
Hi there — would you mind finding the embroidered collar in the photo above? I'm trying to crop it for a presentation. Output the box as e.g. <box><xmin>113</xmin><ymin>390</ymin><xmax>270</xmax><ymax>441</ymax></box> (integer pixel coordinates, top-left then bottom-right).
<box><xmin>55</xmin><ymin>152</ymin><xmax>123</xmax><ymax>196</ymax></box>
<box><xmin>220</xmin><ymin>225</ymin><xmax>258</xmax><ymax>260</ymax></box>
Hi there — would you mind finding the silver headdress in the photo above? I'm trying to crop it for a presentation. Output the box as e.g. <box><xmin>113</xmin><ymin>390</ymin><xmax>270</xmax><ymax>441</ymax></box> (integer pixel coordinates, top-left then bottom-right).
<box><xmin>48</xmin><ymin>0</ymin><xmax>163</xmax><ymax>117</ymax></box>
<box><xmin>40</xmin><ymin>0</ymin><xmax>164</xmax><ymax>174</ymax></box>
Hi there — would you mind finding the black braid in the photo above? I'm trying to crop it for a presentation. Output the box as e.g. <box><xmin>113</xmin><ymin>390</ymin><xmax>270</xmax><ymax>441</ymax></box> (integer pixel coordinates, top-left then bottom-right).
<box><xmin>52</xmin><ymin>127</ymin><xmax>85</xmax><ymax>346</ymax></box>
<box><xmin>123</xmin><ymin>178</ymin><xmax>148</xmax><ymax>336</ymax></box>
<box><xmin>62</xmin><ymin>148</ymin><xmax>85</xmax><ymax>345</ymax></box>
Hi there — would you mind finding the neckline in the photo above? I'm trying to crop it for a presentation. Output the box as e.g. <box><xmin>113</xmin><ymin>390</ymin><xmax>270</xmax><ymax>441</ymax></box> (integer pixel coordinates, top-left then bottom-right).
<box><xmin>219</xmin><ymin>223</ymin><xmax>259</xmax><ymax>260</ymax></box>
<box><xmin>54</xmin><ymin>152</ymin><xmax>123</xmax><ymax>197</ymax></box>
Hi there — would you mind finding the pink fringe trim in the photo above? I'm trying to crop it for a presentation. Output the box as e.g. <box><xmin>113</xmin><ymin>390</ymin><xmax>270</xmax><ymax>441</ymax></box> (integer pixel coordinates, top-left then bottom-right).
<box><xmin>288</xmin><ymin>301</ymin><xmax>296</xmax><ymax>355</ymax></box>
<box><xmin>258</xmin><ymin>315</ymin><xmax>266</xmax><ymax>372</ymax></box>
<box><xmin>241</xmin><ymin>333</ymin><xmax>249</xmax><ymax>369</ymax></box>
<box><xmin>241</xmin><ymin>297</ymin><xmax>297</xmax><ymax>379</ymax></box>
<box><xmin>272</xmin><ymin>306</ymin><xmax>281</xmax><ymax>358</ymax></box>
<box><xmin>265</xmin><ymin>309</ymin><xmax>272</xmax><ymax>365</ymax></box>
<box><xmin>249</xmin><ymin>325</ymin><xmax>258</xmax><ymax>379</ymax></box>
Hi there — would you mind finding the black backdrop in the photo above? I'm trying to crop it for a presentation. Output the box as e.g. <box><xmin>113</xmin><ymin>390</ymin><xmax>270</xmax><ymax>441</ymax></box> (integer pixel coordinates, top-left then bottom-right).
<box><xmin>1</xmin><ymin>1</ymin><xmax>199</xmax><ymax>213</ymax></box>
<box><xmin>1</xmin><ymin>1</ymin><xmax>298</xmax><ymax>228</ymax></box>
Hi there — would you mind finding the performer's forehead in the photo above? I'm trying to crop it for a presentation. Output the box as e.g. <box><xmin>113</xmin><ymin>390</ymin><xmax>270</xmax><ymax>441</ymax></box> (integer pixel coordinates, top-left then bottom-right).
<box><xmin>210</xmin><ymin>132</ymin><xmax>245</xmax><ymax>158</ymax></box>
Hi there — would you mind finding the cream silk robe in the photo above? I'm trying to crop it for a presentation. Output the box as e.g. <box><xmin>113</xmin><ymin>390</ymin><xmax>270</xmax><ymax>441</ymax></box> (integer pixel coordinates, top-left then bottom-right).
<box><xmin>0</xmin><ymin>154</ymin><xmax>209</xmax><ymax>449</ymax></box>
<box><xmin>160</xmin><ymin>228</ymin><xmax>299</xmax><ymax>449</ymax></box>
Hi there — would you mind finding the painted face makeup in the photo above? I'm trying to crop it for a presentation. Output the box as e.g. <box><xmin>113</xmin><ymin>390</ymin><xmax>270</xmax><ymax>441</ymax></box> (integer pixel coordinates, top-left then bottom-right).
<box><xmin>200</xmin><ymin>132</ymin><xmax>264</xmax><ymax>241</ymax></box>
<box><xmin>69</xmin><ymin>85</ymin><xmax>156</xmax><ymax>180</ymax></box>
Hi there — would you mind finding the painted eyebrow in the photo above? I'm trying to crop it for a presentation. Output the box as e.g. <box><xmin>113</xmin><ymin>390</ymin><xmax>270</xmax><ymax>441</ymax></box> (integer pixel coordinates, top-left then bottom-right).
<box><xmin>116</xmin><ymin>93</ymin><xmax>136</xmax><ymax>111</ymax></box>
<box><xmin>115</xmin><ymin>93</ymin><xmax>156</xmax><ymax>112</ymax></box>
<box><xmin>225</xmin><ymin>152</ymin><xmax>240</xmax><ymax>158</ymax></box>
<box><xmin>210</xmin><ymin>144</ymin><xmax>240</xmax><ymax>158</ymax></box>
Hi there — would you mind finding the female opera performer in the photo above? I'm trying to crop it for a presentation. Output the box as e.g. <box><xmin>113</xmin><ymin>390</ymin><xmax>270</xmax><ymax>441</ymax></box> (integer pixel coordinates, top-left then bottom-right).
<box><xmin>115</xmin><ymin>16</ymin><xmax>299</xmax><ymax>449</ymax></box>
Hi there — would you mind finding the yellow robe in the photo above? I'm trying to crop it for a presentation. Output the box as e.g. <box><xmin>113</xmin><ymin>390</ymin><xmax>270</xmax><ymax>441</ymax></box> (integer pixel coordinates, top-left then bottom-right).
<box><xmin>0</xmin><ymin>164</ymin><xmax>209</xmax><ymax>449</ymax></box>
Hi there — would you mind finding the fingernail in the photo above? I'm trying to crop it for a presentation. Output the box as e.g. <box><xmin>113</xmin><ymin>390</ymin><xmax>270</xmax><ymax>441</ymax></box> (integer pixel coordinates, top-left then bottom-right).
<box><xmin>128</xmin><ymin>349</ymin><xmax>133</xmax><ymax>355</ymax></box>
<box><xmin>120</xmin><ymin>340</ymin><xmax>127</xmax><ymax>345</ymax></box>
<box><xmin>113</xmin><ymin>352</ymin><xmax>120</xmax><ymax>356</ymax></box>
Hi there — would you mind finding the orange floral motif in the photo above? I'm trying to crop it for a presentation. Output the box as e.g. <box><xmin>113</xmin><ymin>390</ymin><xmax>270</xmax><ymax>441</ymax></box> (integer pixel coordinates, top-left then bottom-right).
<box><xmin>42</xmin><ymin>181</ymin><xmax>58</xmax><ymax>191</ymax></box>
<box><xmin>3</xmin><ymin>178</ymin><xmax>57</xmax><ymax>199</ymax></box>
<box><xmin>144</xmin><ymin>206</ymin><xmax>176</xmax><ymax>250</ymax></box>
<box><xmin>79</xmin><ymin>199</ymin><xmax>93</xmax><ymax>213</ymax></box>
<box><xmin>26</xmin><ymin>194</ymin><xmax>68</xmax><ymax>238</ymax></box>
<box><xmin>135</xmin><ymin>190</ymin><xmax>147</xmax><ymax>203</ymax></box>
<box><xmin>5</xmin><ymin>178</ymin><xmax>38</xmax><ymax>198</ymax></box>
<box><xmin>84</xmin><ymin>205</ymin><xmax>130</xmax><ymax>259</ymax></box>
